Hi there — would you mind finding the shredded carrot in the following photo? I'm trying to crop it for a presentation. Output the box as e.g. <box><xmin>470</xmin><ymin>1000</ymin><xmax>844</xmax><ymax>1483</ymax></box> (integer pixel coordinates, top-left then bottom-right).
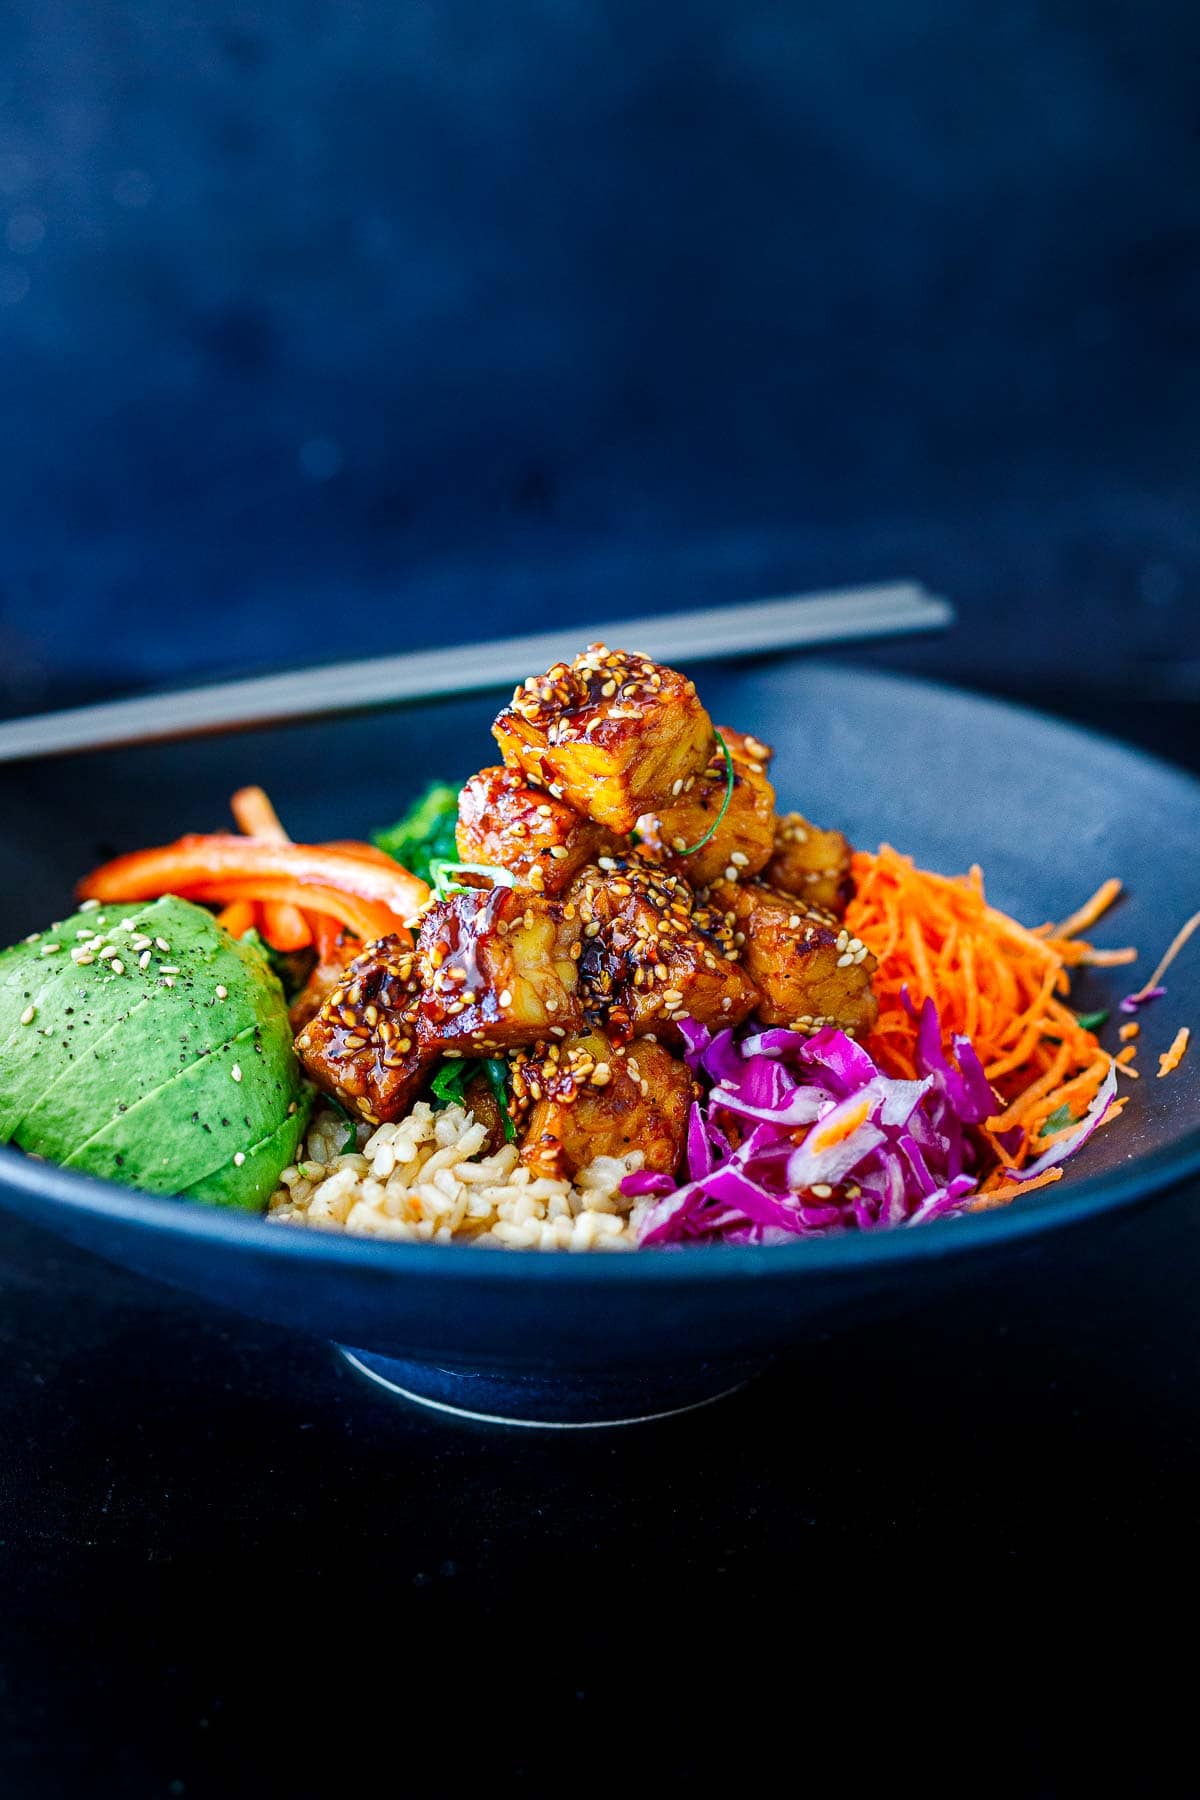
<box><xmin>1119</xmin><ymin>1021</ymin><xmax>1140</xmax><ymax>1042</ymax></box>
<box><xmin>1054</xmin><ymin>878</ymin><xmax>1123</xmax><ymax>941</ymax></box>
<box><xmin>844</xmin><ymin>846</ymin><xmax>1132</xmax><ymax>1205</ymax></box>
<box><xmin>970</xmin><ymin>1166</ymin><xmax>1064</xmax><ymax>1210</ymax></box>
<box><xmin>1125</xmin><ymin>908</ymin><xmax>1200</xmax><ymax>1008</ymax></box>
<box><xmin>1158</xmin><ymin>1026</ymin><xmax>1190</xmax><ymax>1078</ymax></box>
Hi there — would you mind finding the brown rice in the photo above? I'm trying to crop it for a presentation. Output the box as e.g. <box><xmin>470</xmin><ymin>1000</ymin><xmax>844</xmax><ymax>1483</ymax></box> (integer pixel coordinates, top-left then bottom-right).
<box><xmin>267</xmin><ymin>1102</ymin><xmax>650</xmax><ymax>1250</ymax></box>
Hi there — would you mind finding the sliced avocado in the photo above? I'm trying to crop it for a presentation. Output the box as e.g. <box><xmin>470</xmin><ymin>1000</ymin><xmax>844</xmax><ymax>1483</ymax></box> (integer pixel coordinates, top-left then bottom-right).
<box><xmin>0</xmin><ymin>895</ymin><xmax>306</xmax><ymax>1210</ymax></box>
<box><xmin>178</xmin><ymin>1095</ymin><xmax>313</xmax><ymax>1212</ymax></box>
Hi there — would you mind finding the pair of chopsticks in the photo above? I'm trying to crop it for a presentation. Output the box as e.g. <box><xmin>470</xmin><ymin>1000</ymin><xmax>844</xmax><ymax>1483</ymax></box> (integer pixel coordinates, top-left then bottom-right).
<box><xmin>0</xmin><ymin>581</ymin><xmax>952</xmax><ymax>763</ymax></box>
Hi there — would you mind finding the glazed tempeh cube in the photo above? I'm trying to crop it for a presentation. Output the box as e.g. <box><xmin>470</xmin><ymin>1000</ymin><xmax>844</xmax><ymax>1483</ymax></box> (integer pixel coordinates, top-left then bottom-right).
<box><xmin>417</xmin><ymin>886</ymin><xmax>583</xmax><ymax>1053</ymax></box>
<box><xmin>707</xmin><ymin>878</ymin><xmax>878</xmax><ymax>1038</ymax></box>
<box><xmin>492</xmin><ymin>644</ymin><xmax>714</xmax><ymax>833</ymax></box>
<box><xmin>764</xmin><ymin>812</ymin><xmax>854</xmax><ymax>918</ymax></box>
<box><xmin>456</xmin><ymin>765</ymin><xmax>615</xmax><ymax>897</ymax></box>
<box><xmin>514</xmin><ymin>1030</ymin><xmax>693</xmax><ymax>1179</ymax></box>
<box><xmin>644</xmin><ymin>725</ymin><xmax>777</xmax><ymax>886</ymax></box>
<box><xmin>572</xmin><ymin>859</ymin><xmax>759</xmax><ymax>1045</ymax></box>
<box><xmin>295</xmin><ymin>935</ymin><xmax>436</xmax><ymax>1124</ymax></box>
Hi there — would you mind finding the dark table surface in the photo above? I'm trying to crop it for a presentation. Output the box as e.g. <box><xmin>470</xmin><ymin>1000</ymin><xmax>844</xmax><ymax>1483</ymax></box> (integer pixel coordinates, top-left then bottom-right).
<box><xmin>1</xmin><ymin>659</ymin><xmax>1197</xmax><ymax>1798</ymax></box>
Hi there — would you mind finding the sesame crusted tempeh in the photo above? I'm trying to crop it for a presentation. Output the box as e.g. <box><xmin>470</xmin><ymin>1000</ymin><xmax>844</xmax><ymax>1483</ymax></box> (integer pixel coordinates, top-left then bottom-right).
<box><xmin>765</xmin><ymin>812</ymin><xmax>855</xmax><ymax>918</ymax></box>
<box><xmin>455</xmin><ymin>765</ymin><xmax>617</xmax><ymax>897</ymax></box>
<box><xmin>706</xmin><ymin>878</ymin><xmax>878</xmax><ymax>1038</ymax></box>
<box><xmin>416</xmin><ymin>885</ymin><xmax>584</xmax><ymax>1053</ymax></box>
<box><xmin>641</xmin><ymin>726</ymin><xmax>777</xmax><ymax>886</ymax></box>
<box><xmin>295</xmin><ymin>934</ymin><xmax>436</xmax><ymax>1124</ymax></box>
<box><xmin>515</xmin><ymin>1030</ymin><xmax>694</xmax><ymax>1179</ymax></box>
<box><xmin>492</xmin><ymin>644</ymin><xmax>714</xmax><ymax>834</ymax></box>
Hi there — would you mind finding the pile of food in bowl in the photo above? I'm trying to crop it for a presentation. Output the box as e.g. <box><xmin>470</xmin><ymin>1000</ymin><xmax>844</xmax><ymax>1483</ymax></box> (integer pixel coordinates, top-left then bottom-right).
<box><xmin>1</xmin><ymin>643</ymin><xmax>1191</xmax><ymax>1249</ymax></box>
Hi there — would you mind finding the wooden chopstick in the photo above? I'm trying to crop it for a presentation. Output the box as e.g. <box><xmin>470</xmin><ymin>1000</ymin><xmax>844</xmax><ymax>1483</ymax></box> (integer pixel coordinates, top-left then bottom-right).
<box><xmin>0</xmin><ymin>582</ymin><xmax>952</xmax><ymax>763</ymax></box>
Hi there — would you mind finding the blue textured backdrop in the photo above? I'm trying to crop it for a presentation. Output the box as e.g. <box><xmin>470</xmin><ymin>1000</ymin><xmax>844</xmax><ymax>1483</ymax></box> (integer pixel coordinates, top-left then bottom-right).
<box><xmin>1</xmin><ymin>1</ymin><xmax>1198</xmax><ymax>708</ymax></box>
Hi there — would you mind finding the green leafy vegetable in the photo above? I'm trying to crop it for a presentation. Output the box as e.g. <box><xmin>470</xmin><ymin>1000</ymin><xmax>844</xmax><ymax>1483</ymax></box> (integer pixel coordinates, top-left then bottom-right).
<box><xmin>1074</xmin><ymin>1009</ymin><xmax>1110</xmax><ymax>1033</ymax></box>
<box><xmin>373</xmin><ymin>783</ymin><xmax>460</xmax><ymax>886</ymax></box>
<box><xmin>429</xmin><ymin>1054</ymin><xmax>516</xmax><ymax>1141</ymax></box>
<box><xmin>1041</xmin><ymin>1102</ymin><xmax>1077</xmax><ymax>1138</ymax></box>
<box><xmin>676</xmin><ymin>731</ymin><xmax>735</xmax><ymax>857</ymax></box>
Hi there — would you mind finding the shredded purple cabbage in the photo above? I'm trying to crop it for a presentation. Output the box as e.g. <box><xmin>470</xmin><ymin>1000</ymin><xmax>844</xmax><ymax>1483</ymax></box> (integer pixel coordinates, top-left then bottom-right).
<box><xmin>624</xmin><ymin>999</ymin><xmax>1113</xmax><ymax>1247</ymax></box>
<box><xmin>1119</xmin><ymin>985</ymin><xmax>1166</xmax><ymax>1014</ymax></box>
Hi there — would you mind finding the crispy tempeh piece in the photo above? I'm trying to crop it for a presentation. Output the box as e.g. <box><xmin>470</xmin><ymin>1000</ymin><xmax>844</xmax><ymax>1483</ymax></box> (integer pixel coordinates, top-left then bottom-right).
<box><xmin>707</xmin><ymin>878</ymin><xmax>878</xmax><ymax>1038</ymax></box>
<box><xmin>571</xmin><ymin>859</ymin><xmax>759</xmax><ymax>1045</ymax></box>
<box><xmin>765</xmin><ymin>812</ymin><xmax>854</xmax><ymax>918</ymax></box>
<box><xmin>642</xmin><ymin>726</ymin><xmax>777</xmax><ymax>886</ymax></box>
<box><xmin>456</xmin><ymin>765</ymin><xmax>616</xmax><ymax>897</ymax></box>
<box><xmin>514</xmin><ymin>1030</ymin><xmax>694</xmax><ymax>1179</ymax></box>
<box><xmin>492</xmin><ymin>644</ymin><xmax>714</xmax><ymax>833</ymax></box>
<box><xmin>295</xmin><ymin>935</ymin><xmax>436</xmax><ymax>1124</ymax></box>
<box><xmin>416</xmin><ymin>885</ymin><xmax>583</xmax><ymax>1053</ymax></box>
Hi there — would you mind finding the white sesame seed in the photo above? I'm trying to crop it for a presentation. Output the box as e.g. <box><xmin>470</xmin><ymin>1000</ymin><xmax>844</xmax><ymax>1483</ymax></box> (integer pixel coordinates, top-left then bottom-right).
<box><xmin>215</xmin><ymin>985</ymin><xmax>228</xmax><ymax>1000</ymax></box>
<box><xmin>159</xmin><ymin>965</ymin><xmax>180</xmax><ymax>976</ymax></box>
<box><xmin>597</xmin><ymin>856</ymin><xmax>617</xmax><ymax>871</ymax></box>
<box><xmin>724</xmin><ymin>866</ymin><xmax>738</xmax><ymax>882</ymax></box>
<box><xmin>40</xmin><ymin>943</ymin><xmax>61</xmax><ymax>956</ymax></box>
<box><xmin>671</xmin><ymin>778</ymin><xmax>684</xmax><ymax>796</ymax></box>
<box><xmin>69</xmin><ymin>949</ymin><xmax>93</xmax><ymax>965</ymax></box>
<box><xmin>119</xmin><ymin>917</ymin><xmax>136</xmax><ymax>930</ymax></box>
<box><xmin>155</xmin><ymin>938</ymin><xmax>170</xmax><ymax>952</ymax></box>
<box><xmin>788</xmin><ymin>914</ymin><xmax>802</xmax><ymax>928</ymax></box>
<box><xmin>19</xmin><ymin>1005</ymin><xmax>35</xmax><ymax>1026</ymax></box>
<box><xmin>729</xmin><ymin>851</ymin><xmax>749</xmax><ymax>867</ymax></box>
<box><xmin>498</xmin><ymin>988</ymin><xmax>513</xmax><ymax>1008</ymax></box>
<box><xmin>80</xmin><ymin>898</ymin><xmax>101</xmax><ymax>912</ymax></box>
<box><xmin>131</xmin><ymin>937</ymin><xmax>152</xmax><ymax>952</ymax></box>
<box><xmin>98</xmin><ymin>944</ymin><xmax>118</xmax><ymax>960</ymax></box>
<box><xmin>231</xmin><ymin>1064</ymin><xmax>243</xmax><ymax>1082</ymax></box>
<box><xmin>287</xmin><ymin>1100</ymin><xmax>298</xmax><ymax>1115</ymax></box>
<box><xmin>110</xmin><ymin>959</ymin><xmax>125</xmax><ymax>976</ymax></box>
<box><xmin>836</xmin><ymin>952</ymin><xmax>854</xmax><ymax>968</ymax></box>
<box><xmin>75</xmin><ymin>929</ymin><xmax>95</xmax><ymax>941</ymax></box>
<box><xmin>162</xmin><ymin>975</ymin><xmax>175</xmax><ymax>987</ymax></box>
<box><xmin>41</xmin><ymin>1025</ymin><xmax>52</xmax><ymax>1036</ymax></box>
<box><xmin>138</xmin><ymin>950</ymin><xmax>152</xmax><ymax>970</ymax></box>
<box><xmin>812</xmin><ymin>1183</ymin><xmax>834</xmax><ymax>1198</ymax></box>
<box><xmin>233</xmin><ymin>1152</ymin><xmax>246</xmax><ymax>1167</ymax></box>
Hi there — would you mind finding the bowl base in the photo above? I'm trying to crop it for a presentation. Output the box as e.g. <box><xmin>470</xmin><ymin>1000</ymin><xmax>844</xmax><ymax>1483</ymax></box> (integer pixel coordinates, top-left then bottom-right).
<box><xmin>336</xmin><ymin>1347</ymin><xmax>763</xmax><ymax>1428</ymax></box>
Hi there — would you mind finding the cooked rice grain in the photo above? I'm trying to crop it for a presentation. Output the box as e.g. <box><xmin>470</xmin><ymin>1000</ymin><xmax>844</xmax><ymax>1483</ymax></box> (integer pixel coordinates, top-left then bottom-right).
<box><xmin>267</xmin><ymin>1103</ymin><xmax>647</xmax><ymax>1250</ymax></box>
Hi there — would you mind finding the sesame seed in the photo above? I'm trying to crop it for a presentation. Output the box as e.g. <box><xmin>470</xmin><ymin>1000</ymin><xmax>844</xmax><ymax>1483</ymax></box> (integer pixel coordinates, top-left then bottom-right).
<box><xmin>118</xmin><ymin>917</ymin><xmax>136</xmax><ymax>930</ymax></box>
<box><xmin>788</xmin><ymin>914</ymin><xmax>802</xmax><ymax>928</ymax></box>
<box><xmin>811</xmin><ymin>1183</ymin><xmax>834</xmax><ymax>1198</ymax></box>
<box><xmin>80</xmin><ymin>898</ymin><xmax>101</xmax><ymax>912</ymax></box>
<box><xmin>138</xmin><ymin>951</ymin><xmax>152</xmax><ymax>970</ymax></box>
<box><xmin>231</xmin><ymin>1064</ymin><xmax>243</xmax><ymax>1082</ymax></box>
<box><xmin>730</xmin><ymin>851</ymin><xmax>749</xmax><ymax>867</ymax></box>
<box><xmin>131</xmin><ymin>937</ymin><xmax>152</xmax><ymax>952</ymax></box>
<box><xmin>75</xmin><ymin>929</ymin><xmax>95</xmax><ymax>941</ymax></box>
<box><xmin>836</xmin><ymin>952</ymin><xmax>854</xmax><ymax>968</ymax></box>
<box><xmin>19</xmin><ymin>1005</ymin><xmax>35</xmax><ymax>1026</ymax></box>
<box><xmin>110</xmin><ymin>960</ymin><xmax>126</xmax><ymax>976</ymax></box>
<box><xmin>159</xmin><ymin>965</ymin><xmax>180</xmax><ymax>976</ymax></box>
<box><xmin>288</xmin><ymin>1101</ymin><xmax>298</xmax><ymax>1115</ymax></box>
<box><xmin>98</xmin><ymin>944</ymin><xmax>118</xmax><ymax>960</ymax></box>
<box><xmin>162</xmin><ymin>975</ymin><xmax>175</xmax><ymax>987</ymax></box>
<box><xmin>671</xmin><ymin>778</ymin><xmax>684</xmax><ymax>796</ymax></box>
<box><xmin>724</xmin><ymin>866</ymin><xmax>738</xmax><ymax>882</ymax></box>
<box><xmin>597</xmin><ymin>856</ymin><xmax>617</xmax><ymax>871</ymax></box>
<box><xmin>41</xmin><ymin>943</ymin><xmax>62</xmax><ymax>956</ymax></box>
<box><xmin>548</xmin><ymin>845</ymin><xmax>569</xmax><ymax>859</ymax></box>
<box><xmin>69</xmin><ymin>948</ymin><xmax>93</xmax><ymax>965</ymax></box>
<box><xmin>498</xmin><ymin>988</ymin><xmax>513</xmax><ymax>1008</ymax></box>
<box><xmin>155</xmin><ymin>938</ymin><xmax>170</xmax><ymax>953</ymax></box>
<box><xmin>536</xmin><ymin>804</ymin><xmax>553</xmax><ymax>817</ymax></box>
<box><xmin>234</xmin><ymin>1152</ymin><xmax>246</xmax><ymax>1167</ymax></box>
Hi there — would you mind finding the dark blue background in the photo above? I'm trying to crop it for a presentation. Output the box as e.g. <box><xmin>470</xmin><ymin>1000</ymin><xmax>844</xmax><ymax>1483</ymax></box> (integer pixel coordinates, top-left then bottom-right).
<box><xmin>1</xmin><ymin>0</ymin><xmax>1198</xmax><ymax>712</ymax></box>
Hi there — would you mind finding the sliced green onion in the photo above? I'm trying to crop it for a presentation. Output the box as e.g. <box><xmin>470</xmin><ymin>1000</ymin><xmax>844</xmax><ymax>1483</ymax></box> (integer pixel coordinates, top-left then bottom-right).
<box><xmin>1074</xmin><ymin>1008</ymin><xmax>1110</xmax><ymax>1033</ymax></box>
<box><xmin>483</xmin><ymin>1057</ymin><xmax>517</xmax><ymax>1142</ymax></box>
<box><xmin>428</xmin><ymin>860</ymin><xmax>517</xmax><ymax>900</ymax></box>
<box><xmin>675</xmin><ymin>731</ymin><xmax>735</xmax><ymax>858</ymax></box>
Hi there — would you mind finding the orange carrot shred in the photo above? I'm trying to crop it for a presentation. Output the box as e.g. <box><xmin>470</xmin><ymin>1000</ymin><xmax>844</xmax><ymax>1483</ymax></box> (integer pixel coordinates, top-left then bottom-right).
<box><xmin>844</xmin><ymin>845</ymin><xmax>1131</xmax><ymax>1198</ymax></box>
<box><xmin>1158</xmin><ymin>1026</ymin><xmax>1190</xmax><ymax>1078</ymax></box>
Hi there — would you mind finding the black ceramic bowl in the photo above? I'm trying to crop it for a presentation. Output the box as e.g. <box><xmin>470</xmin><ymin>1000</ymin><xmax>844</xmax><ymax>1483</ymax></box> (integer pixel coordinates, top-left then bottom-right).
<box><xmin>1</xmin><ymin>659</ymin><xmax>1197</xmax><ymax>1425</ymax></box>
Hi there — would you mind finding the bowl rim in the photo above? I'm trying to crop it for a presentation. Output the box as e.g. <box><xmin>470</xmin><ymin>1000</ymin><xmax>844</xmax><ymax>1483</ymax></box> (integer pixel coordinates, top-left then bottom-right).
<box><xmin>2</xmin><ymin>659</ymin><xmax>1199</xmax><ymax>1284</ymax></box>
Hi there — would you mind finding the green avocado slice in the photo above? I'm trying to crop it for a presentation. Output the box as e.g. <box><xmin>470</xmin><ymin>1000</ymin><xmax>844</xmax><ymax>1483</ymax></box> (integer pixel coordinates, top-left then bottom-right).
<box><xmin>0</xmin><ymin>896</ymin><xmax>306</xmax><ymax>1209</ymax></box>
<box><xmin>178</xmin><ymin>1095</ymin><xmax>313</xmax><ymax>1212</ymax></box>
<box><xmin>61</xmin><ymin>1012</ymin><xmax>297</xmax><ymax>1194</ymax></box>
